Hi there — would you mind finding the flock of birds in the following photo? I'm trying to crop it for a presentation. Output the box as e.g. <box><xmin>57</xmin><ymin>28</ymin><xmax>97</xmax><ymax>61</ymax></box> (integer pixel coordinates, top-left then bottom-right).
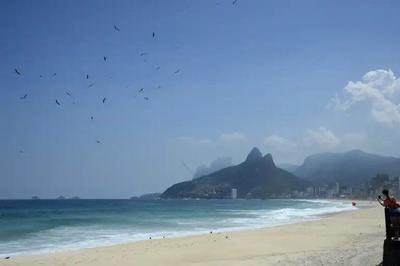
<box><xmin>14</xmin><ymin>26</ymin><xmax>173</xmax><ymax>106</ymax></box>
<box><xmin>13</xmin><ymin>23</ymin><xmax>181</xmax><ymax>149</ymax></box>
<box><xmin>12</xmin><ymin>0</ymin><xmax>240</xmax><ymax>152</ymax></box>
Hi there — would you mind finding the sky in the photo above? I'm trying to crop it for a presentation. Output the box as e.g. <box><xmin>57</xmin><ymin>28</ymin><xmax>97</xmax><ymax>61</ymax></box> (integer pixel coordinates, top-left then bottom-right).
<box><xmin>1</xmin><ymin>0</ymin><xmax>400</xmax><ymax>199</ymax></box>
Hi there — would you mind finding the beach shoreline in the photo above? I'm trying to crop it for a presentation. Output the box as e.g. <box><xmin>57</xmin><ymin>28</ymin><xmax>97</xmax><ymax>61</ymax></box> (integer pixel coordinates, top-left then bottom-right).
<box><xmin>0</xmin><ymin>201</ymin><xmax>385</xmax><ymax>266</ymax></box>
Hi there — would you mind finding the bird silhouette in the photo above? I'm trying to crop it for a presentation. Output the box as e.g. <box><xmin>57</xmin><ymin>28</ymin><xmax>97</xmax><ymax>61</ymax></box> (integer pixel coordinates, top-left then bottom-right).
<box><xmin>96</xmin><ymin>140</ymin><xmax>101</xmax><ymax>144</ymax></box>
<box><xmin>140</xmin><ymin>52</ymin><xmax>147</xmax><ymax>56</ymax></box>
<box><xmin>103</xmin><ymin>56</ymin><xmax>107</xmax><ymax>62</ymax></box>
<box><xmin>14</xmin><ymin>69</ymin><xmax>21</xmax><ymax>75</ymax></box>
<box><xmin>88</xmin><ymin>83</ymin><xmax>95</xmax><ymax>88</ymax></box>
<box><xmin>65</xmin><ymin>91</ymin><xmax>72</xmax><ymax>97</ymax></box>
<box><xmin>55</xmin><ymin>100</ymin><xmax>61</xmax><ymax>105</ymax></box>
<box><xmin>152</xmin><ymin>32</ymin><xmax>155</xmax><ymax>38</ymax></box>
<box><xmin>86</xmin><ymin>74</ymin><xmax>89</xmax><ymax>79</ymax></box>
<box><xmin>39</xmin><ymin>75</ymin><xmax>43</xmax><ymax>78</ymax></box>
<box><xmin>174</xmin><ymin>69</ymin><xmax>180</xmax><ymax>74</ymax></box>
<box><xmin>19</xmin><ymin>150</ymin><xmax>24</xmax><ymax>154</ymax></box>
<box><xmin>232</xmin><ymin>0</ymin><xmax>238</xmax><ymax>5</ymax></box>
<box><xmin>91</xmin><ymin>116</ymin><xmax>94</xmax><ymax>120</ymax></box>
<box><xmin>144</xmin><ymin>97</ymin><xmax>149</xmax><ymax>101</ymax></box>
<box><xmin>20</xmin><ymin>94</ymin><xmax>28</xmax><ymax>100</ymax></box>
<box><xmin>156</xmin><ymin>66</ymin><xmax>161</xmax><ymax>70</ymax></box>
<box><xmin>52</xmin><ymin>73</ymin><xmax>57</xmax><ymax>77</ymax></box>
<box><xmin>139</xmin><ymin>88</ymin><xmax>144</xmax><ymax>93</ymax></box>
<box><xmin>113</xmin><ymin>25</ymin><xmax>120</xmax><ymax>31</ymax></box>
<box><xmin>102</xmin><ymin>97</ymin><xmax>106</xmax><ymax>103</ymax></box>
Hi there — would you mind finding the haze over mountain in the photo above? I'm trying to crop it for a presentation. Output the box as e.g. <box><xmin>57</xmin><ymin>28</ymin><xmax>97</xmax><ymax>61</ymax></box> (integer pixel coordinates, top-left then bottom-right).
<box><xmin>161</xmin><ymin>147</ymin><xmax>310</xmax><ymax>199</ymax></box>
<box><xmin>277</xmin><ymin>163</ymin><xmax>299</xmax><ymax>173</ymax></box>
<box><xmin>193</xmin><ymin>157</ymin><xmax>233</xmax><ymax>179</ymax></box>
<box><xmin>295</xmin><ymin>150</ymin><xmax>400</xmax><ymax>186</ymax></box>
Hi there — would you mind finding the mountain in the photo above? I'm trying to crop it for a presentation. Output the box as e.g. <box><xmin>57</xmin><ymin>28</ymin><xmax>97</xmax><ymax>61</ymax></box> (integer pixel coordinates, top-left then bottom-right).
<box><xmin>295</xmin><ymin>149</ymin><xmax>400</xmax><ymax>186</ymax></box>
<box><xmin>139</xmin><ymin>193</ymin><xmax>161</xmax><ymax>200</ymax></box>
<box><xmin>277</xmin><ymin>163</ymin><xmax>299</xmax><ymax>173</ymax></box>
<box><xmin>161</xmin><ymin>147</ymin><xmax>311</xmax><ymax>199</ymax></box>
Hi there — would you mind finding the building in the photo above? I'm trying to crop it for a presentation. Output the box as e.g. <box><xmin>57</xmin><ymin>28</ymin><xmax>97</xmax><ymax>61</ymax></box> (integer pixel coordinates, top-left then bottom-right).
<box><xmin>231</xmin><ymin>188</ymin><xmax>237</xmax><ymax>199</ymax></box>
<box><xmin>336</xmin><ymin>183</ymin><xmax>340</xmax><ymax>195</ymax></box>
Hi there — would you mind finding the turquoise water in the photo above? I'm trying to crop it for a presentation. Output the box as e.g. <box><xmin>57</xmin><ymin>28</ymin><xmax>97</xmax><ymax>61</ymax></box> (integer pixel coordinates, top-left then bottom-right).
<box><xmin>0</xmin><ymin>199</ymin><xmax>356</xmax><ymax>257</ymax></box>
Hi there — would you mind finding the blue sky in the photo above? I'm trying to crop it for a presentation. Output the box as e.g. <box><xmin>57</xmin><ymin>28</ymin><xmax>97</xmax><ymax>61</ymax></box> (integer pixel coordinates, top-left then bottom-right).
<box><xmin>1</xmin><ymin>0</ymin><xmax>400</xmax><ymax>198</ymax></box>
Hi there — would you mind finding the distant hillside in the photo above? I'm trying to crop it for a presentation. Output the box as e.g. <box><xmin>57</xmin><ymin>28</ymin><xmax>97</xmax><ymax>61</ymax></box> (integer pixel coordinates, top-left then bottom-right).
<box><xmin>161</xmin><ymin>147</ymin><xmax>311</xmax><ymax>199</ymax></box>
<box><xmin>295</xmin><ymin>150</ymin><xmax>400</xmax><ymax>186</ymax></box>
<box><xmin>277</xmin><ymin>163</ymin><xmax>299</xmax><ymax>173</ymax></box>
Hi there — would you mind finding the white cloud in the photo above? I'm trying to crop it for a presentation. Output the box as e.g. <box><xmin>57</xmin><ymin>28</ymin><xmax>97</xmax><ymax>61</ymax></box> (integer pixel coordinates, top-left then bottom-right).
<box><xmin>178</xmin><ymin>136</ymin><xmax>212</xmax><ymax>145</ymax></box>
<box><xmin>219</xmin><ymin>132</ymin><xmax>247</xmax><ymax>142</ymax></box>
<box><xmin>331</xmin><ymin>69</ymin><xmax>400</xmax><ymax>128</ymax></box>
<box><xmin>263</xmin><ymin>128</ymin><xmax>367</xmax><ymax>164</ymax></box>
<box><xmin>264</xmin><ymin>135</ymin><xmax>296</xmax><ymax>151</ymax></box>
<box><xmin>178</xmin><ymin>131</ymin><xmax>247</xmax><ymax>145</ymax></box>
<box><xmin>303</xmin><ymin>127</ymin><xmax>341</xmax><ymax>150</ymax></box>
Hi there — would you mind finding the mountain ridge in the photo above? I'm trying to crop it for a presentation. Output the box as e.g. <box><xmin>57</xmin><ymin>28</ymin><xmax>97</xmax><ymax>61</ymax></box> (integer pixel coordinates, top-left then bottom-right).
<box><xmin>295</xmin><ymin>149</ymin><xmax>400</xmax><ymax>186</ymax></box>
<box><xmin>161</xmin><ymin>147</ymin><xmax>310</xmax><ymax>199</ymax></box>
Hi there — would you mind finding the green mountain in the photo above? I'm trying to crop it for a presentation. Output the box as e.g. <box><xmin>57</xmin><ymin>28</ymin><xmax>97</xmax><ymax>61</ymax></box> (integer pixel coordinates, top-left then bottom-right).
<box><xmin>295</xmin><ymin>149</ymin><xmax>400</xmax><ymax>186</ymax></box>
<box><xmin>161</xmin><ymin>147</ymin><xmax>311</xmax><ymax>199</ymax></box>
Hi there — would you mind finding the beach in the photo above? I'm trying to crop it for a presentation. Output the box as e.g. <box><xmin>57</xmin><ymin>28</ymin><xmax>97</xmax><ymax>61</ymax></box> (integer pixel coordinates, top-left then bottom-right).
<box><xmin>0</xmin><ymin>203</ymin><xmax>384</xmax><ymax>266</ymax></box>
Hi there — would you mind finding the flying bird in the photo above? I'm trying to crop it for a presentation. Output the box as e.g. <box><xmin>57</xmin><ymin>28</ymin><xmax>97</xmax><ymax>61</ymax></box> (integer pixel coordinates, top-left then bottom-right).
<box><xmin>138</xmin><ymin>88</ymin><xmax>144</xmax><ymax>93</ymax></box>
<box><xmin>14</xmin><ymin>69</ymin><xmax>21</xmax><ymax>75</ymax></box>
<box><xmin>96</xmin><ymin>140</ymin><xmax>101</xmax><ymax>144</ymax></box>
<box><xmin>174</xmin><ymin>69</ymin><xmax>180</xmax><ymax>74</ymax></box>
<box><xmin>102</xmin><ymin>97</ymin><xmax>106</xmax><ymax>103</ymax></box>
<box><xmin>19</xmin><ymin>150</ymin><xmax>24</xmax><ymax>154</ymax></box>
<box><xmin>103</xmin><ymin>56</ymin><xmax>107</xmax><ymax>62</ymax></box>
<box><xmin>39</xmin><ymin>75</ymin><xmax>43</xmax><ymax>78</ymax></box>
<box><xmin>90</xmin><ymin>116</ymin><xmax>94</xmax><ymax>120</ymax></box>
<box><xmin>52</xmin><ymin>73</ymin><xmax>57</xmax><ymax>77</ymax></box>
<box><xmin>20</xmin><ymin>94</ymin><xmax>28</xmax><ymax>100</ymax></box>
<box><xmin>65</xmin><ymin>91</ymin><xmax>72</xmax><ymax>97</ymax></box>
<box><xmin>156</xmin><ymin>66</ymin><xmax>161</xmax><ymax>70</ymax></box>
<box><xmin>55</xmin><ymin>99</ymin><xmax>61</xmax><ymax>106</ymax></box>
<box><xmin>232</xmin><ymin>0</ymin><xmax>238</xmax><ymax>5</ymax></box>
<box><xmin>140</xmin><ymin>52</ymin><xmax>147</xmax><ymax>56</ymax></box>
<box><xmin>86</xmin><ymin>74</ymin><xmax>89</xmax><ymax>79</ymax></box>
<box><xmin>113</xmin><ymin>25</ymin><xmax>120</xmax><ymax>31</ymax></box>
<box><xmin>152</xmin><ymin>32</ymin><xmax>155</xmax><ymax>38</ymax></box>
<box><xmin>88</xmin><ymin>83</ymin><xmax>95</xmax><ymax>88</ymax></box>
<box><xmin>144</xmin><ymin>97</ymin><xmax>149</xmax><ymax>101</ymax></box>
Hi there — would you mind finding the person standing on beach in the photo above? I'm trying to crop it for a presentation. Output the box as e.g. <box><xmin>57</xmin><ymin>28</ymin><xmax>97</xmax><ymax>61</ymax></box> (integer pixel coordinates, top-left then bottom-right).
<box><xmin>377</xmin><ymin>189</ymin><xmax>400</xmax><ymax>210</ymax></box>
<box><xmin>378</xmin><ymin>189</ymin><xmax>400</xmax><ymax>237</ymax></box>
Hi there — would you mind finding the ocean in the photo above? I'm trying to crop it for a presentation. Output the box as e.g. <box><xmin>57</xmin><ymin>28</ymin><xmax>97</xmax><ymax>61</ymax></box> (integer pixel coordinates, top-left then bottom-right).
<box><xmin>0</xmin><ymin>199</ymin><xmax>356</xmax><ymax>257</ymax></box>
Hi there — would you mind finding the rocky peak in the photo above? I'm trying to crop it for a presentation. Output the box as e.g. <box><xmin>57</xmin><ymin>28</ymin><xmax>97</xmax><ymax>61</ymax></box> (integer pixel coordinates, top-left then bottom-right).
<box><xmin>245</xmin><ymin>147</ymin><xmax>263</xmax><ymax>163</ymax></box>
<box><xmin>263</xmin><ymin>153</ymin><xmax>276</xmax><ymax>167</ymax></box>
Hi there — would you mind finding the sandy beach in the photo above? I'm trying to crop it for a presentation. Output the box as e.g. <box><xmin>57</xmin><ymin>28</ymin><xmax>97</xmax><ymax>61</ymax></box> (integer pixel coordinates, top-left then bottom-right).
<box><xmin>0</xmin><ymin>202</ymin><xmax>385</xmax><ymax>266</ymax></box>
